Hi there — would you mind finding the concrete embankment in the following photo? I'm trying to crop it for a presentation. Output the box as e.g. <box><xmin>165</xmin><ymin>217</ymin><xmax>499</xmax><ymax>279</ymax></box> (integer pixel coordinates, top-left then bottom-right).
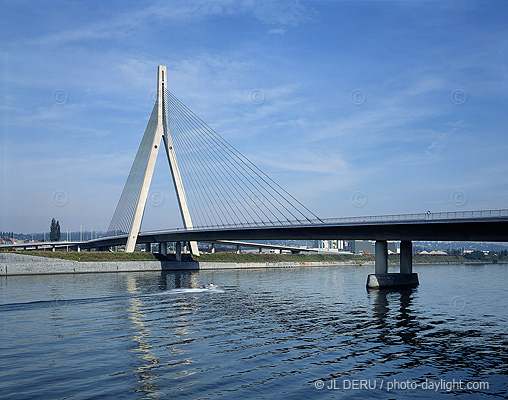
<box><xmin>0</xmin><ymin>253</ymin><xmax>370</xmax><ymax>276</ymax></box>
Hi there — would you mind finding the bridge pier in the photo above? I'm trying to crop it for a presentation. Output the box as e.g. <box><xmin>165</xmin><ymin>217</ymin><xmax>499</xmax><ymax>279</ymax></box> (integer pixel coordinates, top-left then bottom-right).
<box><xmin>145</xmin><ymin>243</ymin><xmax>151</xmax><ymax>253</ymax></box>
<box><xmin>375</xmin><ymin>240</ymin><xmax>388</xmax><ymax>274</ymax></box>
<box><xmin>400</xmin><ymin>240</ymin><xmax>413</xmax><ymax>274</ymax></box>
<box><xmin>175</xmin><ymin>242</ymin><xmax>182</xmax><ymax>262</ymax></box>
<box><xmin>160</xmin><ymin>242</ymin><xmax>167</xmax><ymax>256</ymax></box>
<box><xmin>367</xmin><ymin>240</ymin><xmax>419</xmax><ymax>289</ymax></box>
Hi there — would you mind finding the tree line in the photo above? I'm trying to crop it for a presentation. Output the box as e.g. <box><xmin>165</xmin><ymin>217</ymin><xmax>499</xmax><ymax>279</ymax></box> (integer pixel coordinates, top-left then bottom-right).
<box><xmin>2</xmin><ymin>218</ymin><xmax>61</xmax><ymax>242</ymax></box>
<box><xmin>463</xmin><ymin>250</ymin><xmax>508</xmax><ymax>263</ymax></box>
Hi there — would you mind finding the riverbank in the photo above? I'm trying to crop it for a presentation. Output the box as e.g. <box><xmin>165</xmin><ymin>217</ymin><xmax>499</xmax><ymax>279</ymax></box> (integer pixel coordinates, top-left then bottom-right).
<box><xmin>0</xmin><ymin>253</ymin><xmax>365</xmax><ymax>276</ymax></box>
<box><xmin>1</xmin><ymin>251</ymin><xmax>505</xmax><ymax>276</ymax></box>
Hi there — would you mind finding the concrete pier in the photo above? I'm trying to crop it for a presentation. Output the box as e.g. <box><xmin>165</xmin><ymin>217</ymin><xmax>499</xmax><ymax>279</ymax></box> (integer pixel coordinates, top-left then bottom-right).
<box><xmin>375</xmin><ymin>240</ymin><xmax>388</xmax><ymax>274</ymax></box>
<box><xmin>175</xmin><ymin>242</ymin><xmax>182</xmax><ymax>262</ymax></box>
<box><xmin>400</xmin><ymin>240</ymin><xmax>413</xmax><ymax>274</ymax></box>
<box><xmin>367</xmin><ymin>273</ymin><xmax>419</xmax><ymax>289</ymax></box>
<box><xmin>160</xmin><ymin>242</ymin><xmax>167</xmax><ymax>256</ymax></box>
<box><xmin>368</xmin><ymin>240</ymin><xmax>419</xmax><ymax>289</ymax></box>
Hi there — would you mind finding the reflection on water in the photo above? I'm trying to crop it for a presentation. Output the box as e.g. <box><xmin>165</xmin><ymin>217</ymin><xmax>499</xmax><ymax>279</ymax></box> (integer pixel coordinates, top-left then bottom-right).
<box><xmin>369</xmin><ymin>288</ymin><xmax>418</xmax><ymax>345</ymax></box>
<box><xmin>0</xmin><ymin>265</ymin><xmax>507</xmax><ymax>399</ymax></box>
<box><xmin>125</xmin><ymin>275</ymin><xmax>160</xmax><ymax>397</ymax></box>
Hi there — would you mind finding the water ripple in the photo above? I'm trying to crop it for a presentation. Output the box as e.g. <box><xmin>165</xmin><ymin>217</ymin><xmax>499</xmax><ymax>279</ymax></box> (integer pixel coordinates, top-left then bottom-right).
<box><xmin>1</xmin><ymin>266</ymin><xmax>507</xmax><ymax>399</ymax></box>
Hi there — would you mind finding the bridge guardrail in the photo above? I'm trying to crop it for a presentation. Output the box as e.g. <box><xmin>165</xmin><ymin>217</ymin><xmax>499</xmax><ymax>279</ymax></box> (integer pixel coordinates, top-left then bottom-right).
<box><xmin>317</xmin><ymin>209</ymin><xmax>508</xmax><ymax>225</ymax></box>
<box><xmin>139</xmin><ymin>209</ymin><xmax>508</xmax><ymax>234</ymax></box>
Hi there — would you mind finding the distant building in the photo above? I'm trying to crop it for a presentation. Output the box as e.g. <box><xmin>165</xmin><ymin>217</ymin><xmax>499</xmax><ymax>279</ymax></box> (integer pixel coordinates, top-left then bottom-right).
<box><xmin>314</xmin><ymin>240</ymin><xmax>346</xmax><ymax>250</ymax></box>
<box><xmin>350</xmin><ymin>240</ymin><xmax>375</xmax><ymax>254</ymax></box>
<box><xmin>349</xmin><ymin>240</ymin><xmax>398</xmax><ymax>254</ymax></box>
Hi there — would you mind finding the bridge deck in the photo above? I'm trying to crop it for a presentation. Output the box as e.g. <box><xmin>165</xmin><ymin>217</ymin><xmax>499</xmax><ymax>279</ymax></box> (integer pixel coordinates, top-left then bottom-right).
<box><xmin>4</xmin><ymin>211</ymin><xmax>507</xmax><ymax>251</ymax></box>
<box><xmin>86</xmin><ymin>211</ymin><xmax>508</xmax><ymax>249</ymax></box>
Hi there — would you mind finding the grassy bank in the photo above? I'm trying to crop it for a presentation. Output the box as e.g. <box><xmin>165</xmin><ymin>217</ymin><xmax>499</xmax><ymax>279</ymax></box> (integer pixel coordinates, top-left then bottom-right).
<box><xmin>2</xmin><ymin>250</ymin><xmax>503</xmax><ymax>265</ymax></box>
<box><xmin>0</xmin><ymin>250</ymin><xmax>167</xmax><ymax>262</ymax></box>
<box><xmin>193</xmin><ymin>253</ymin><xmax>478</xmax><ymax>264</ymax></box>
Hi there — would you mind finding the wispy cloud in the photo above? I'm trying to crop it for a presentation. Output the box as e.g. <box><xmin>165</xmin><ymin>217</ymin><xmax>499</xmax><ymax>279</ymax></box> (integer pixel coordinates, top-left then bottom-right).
<box><xmin>34</xmin><ymin>0</ymin><xmax>317</xmax><ymax>46</ymax></box>
<box><xmin>2</xmin><ymin>0</ymin><xmax>507</xmax><ymax>231</ymax></box>
<box><xmin>268</xmin><ymin>28</ymin><xmax>288</xmax><ymax>35</ymax></box>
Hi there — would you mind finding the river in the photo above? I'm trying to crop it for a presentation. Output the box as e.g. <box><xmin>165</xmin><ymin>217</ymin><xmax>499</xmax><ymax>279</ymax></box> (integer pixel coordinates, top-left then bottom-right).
<box><xmin>1</xmin><ymin>263</ymin><xmax>507</xmax><ymax>399</ymax></box>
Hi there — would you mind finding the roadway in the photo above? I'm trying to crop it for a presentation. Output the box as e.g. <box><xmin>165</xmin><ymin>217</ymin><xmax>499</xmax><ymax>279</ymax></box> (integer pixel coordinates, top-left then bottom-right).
<box><xmin>86</xmin><ymin>209</ymin><xmax>508</xmax><ymax>249</ymax></box>
<box><xmin>3</xmin><ymin>209</ymin><xmax>508</xmax><ymax>252</ymax></box>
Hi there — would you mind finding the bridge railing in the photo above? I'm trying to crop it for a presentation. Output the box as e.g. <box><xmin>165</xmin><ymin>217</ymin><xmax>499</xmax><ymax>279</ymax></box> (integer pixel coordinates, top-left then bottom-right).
<box><xmin>139</xmin><ymin>209</ymin><xmax>508</xmax><ymax>234</ymax></box>
<box><xmin>317</xmin><ymin>209</ymin><xmax>508</xmax><ymax>225</ymax></box>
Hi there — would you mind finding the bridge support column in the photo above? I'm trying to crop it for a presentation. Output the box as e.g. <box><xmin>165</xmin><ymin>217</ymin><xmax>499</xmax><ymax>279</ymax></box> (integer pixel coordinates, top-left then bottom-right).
<box><xmin>400</xmin><ymin>240</ymin><xmax>413</xmax><ymax>274</ymax></box>
<box><xmin>145</xmin><ymin>243</ymin><xmax>151</xmax><ymax>253</ymax></box>
<box><xmin>175</xmin><ymin>242</ymin><xmax>182</xmax><ymax>262</ymax></box>
<box><xmin>375</xmin><ymin>240</ymin><xmax>388</xmax><ymax>274</ymax></box>
<box><xmin>236</xmin><ymin>245</ymin><xmax>241</xmax><ymax>254</ymax></box>
<box><xmin>259</xmin><ymin>247</ymin><xmax>263</xmax><ymax>253</ymax></box>
<box><xmin>367</xmin><ymin>240</ymin><xmax>419</xmax><ymax>289</ymax></box>
<box><xmin>211</xmin><ymin>243</ymin><xmax>215</xmax><ymax>253</ymax></box>
<box><xmin>160</xmin><ymin>242</ymin><xmax>167</xmax><ymax>256</ymax></box>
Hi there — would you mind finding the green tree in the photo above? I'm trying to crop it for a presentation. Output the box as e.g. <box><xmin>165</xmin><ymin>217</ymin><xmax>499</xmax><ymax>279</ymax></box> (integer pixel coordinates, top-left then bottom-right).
<box><xmin>50</xmin><ymin>218</ymin><xmax>61</xmax><ymax>241</ymax></box>
<box><xmin>464</xmin><ymin>250</ymin><xmax>485</xmax><ymax>261</ymax></box>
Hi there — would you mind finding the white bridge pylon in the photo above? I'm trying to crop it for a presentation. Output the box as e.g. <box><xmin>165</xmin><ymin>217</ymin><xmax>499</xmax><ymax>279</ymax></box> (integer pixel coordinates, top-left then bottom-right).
<box><xmin>109</xmin><ymin>65</ymin><xmax>198</xmax><ymax>254</ymax></box>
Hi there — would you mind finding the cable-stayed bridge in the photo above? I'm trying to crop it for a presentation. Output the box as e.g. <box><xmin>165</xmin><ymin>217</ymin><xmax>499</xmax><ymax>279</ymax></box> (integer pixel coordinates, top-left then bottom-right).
<box><xmin>106</xmin><ymin>66</ymin><xmax>320</xmax><ymax>255</ymax></box>
<box><xmin>6</xmin><ymin>66</ymin><xmax>508</xmax><ymax>288</ymax></box>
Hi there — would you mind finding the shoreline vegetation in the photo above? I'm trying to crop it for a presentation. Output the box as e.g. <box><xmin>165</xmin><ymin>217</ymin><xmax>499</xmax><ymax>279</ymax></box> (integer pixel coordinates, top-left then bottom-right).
<box><xmin>1</xmin><ymin>250</ymin><xmax>507</xmax><ymax>265</ymax></box>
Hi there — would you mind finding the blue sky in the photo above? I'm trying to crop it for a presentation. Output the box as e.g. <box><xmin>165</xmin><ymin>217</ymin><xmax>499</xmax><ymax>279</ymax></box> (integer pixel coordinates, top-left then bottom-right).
<box><xmin>1</xmin><ymin>0</ymin><xmax>507</xmax><ymax>234</ymax></box>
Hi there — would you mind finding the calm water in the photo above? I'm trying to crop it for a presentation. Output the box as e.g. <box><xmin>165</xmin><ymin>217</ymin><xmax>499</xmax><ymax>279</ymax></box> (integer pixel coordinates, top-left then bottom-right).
<box><xmin>1</xmin><ymin>264</ymin><xmax>507</xmax><ymax>399</ymax></box>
